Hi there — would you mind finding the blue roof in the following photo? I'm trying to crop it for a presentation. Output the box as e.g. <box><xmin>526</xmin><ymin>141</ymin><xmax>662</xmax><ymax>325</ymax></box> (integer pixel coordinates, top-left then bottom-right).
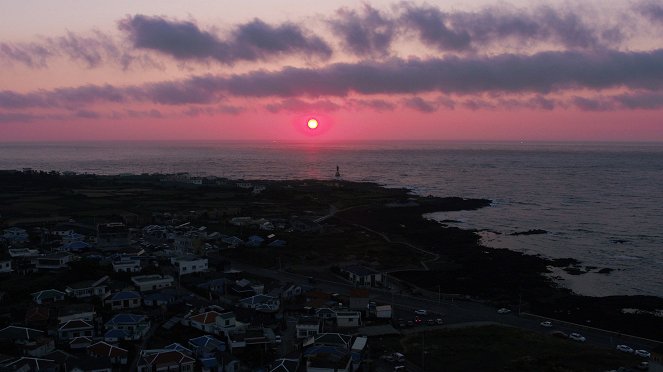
<box><xmin>189</xmin><ymin>335</ymin><xmax>224</xmax><ymax>350</ymax></box>
<box><xmin>106</xmin><ymin>313</ymin><xmax>146</xmax><ymax>325</ymax></box>
<box><xmin>110</xmin><ymin>291</ymin><xmax>141</xmax><ymax>301</ymax></box>
<box><xmin>104</xmin><ymin>329</ymin><xmax>128</xmax><ymax>339</ymax></box>
<box><xmin>61</xmin><ymin>241</ymin><xmax>90</xmax><ymax>250</ymax></box>
<box><xmin>268</xmin><ymin>240</ymin><xmax>286</xmax><ymax>247</ymax></box>
<box><xmin>165</xmin><ymin>343</ymin><xmax>192</xmax><ymax>354</ymax></box>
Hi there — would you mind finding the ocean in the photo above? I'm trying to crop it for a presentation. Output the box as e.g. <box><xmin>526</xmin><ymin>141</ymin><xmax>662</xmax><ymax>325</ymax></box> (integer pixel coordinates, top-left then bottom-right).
<box><xmin>1</xmin><ymin>140</ymin><xmax>662</xmax><ymax>297</ymax></box>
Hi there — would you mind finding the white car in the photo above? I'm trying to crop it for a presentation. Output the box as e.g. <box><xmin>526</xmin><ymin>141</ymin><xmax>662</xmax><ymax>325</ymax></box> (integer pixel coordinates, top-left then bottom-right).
<box><xmin>616</xmin><ymin>345</ymin><xmax>634</xmax><ymax>353</ymax></box>
<box><xmin>497</xmin><ymin>308</ymin><xmax>511</xmax><ymax>314</ymax></box>
<box><xmin>414</xmin><ymin>309</ymin><xmax>428</xmax><ymax>316</ymax></box>
<box><xmin>635</xmin><ymin>349</ymin><xmax>651</xmax><ymax>358</ymax></box>
<box><xmin>540</xmin><ymin>321</ymin><xmax>553</xmax><ymax>327</ymax></box>
<box><xmin>569</xmin><ymin>333</ymin><xmax>586</xmax><ymax>342</ymax></box>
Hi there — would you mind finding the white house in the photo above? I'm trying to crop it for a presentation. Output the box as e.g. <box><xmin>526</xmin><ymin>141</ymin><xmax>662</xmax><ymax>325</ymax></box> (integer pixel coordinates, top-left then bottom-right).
<box><xmin>336</xmin><ymin>311</ymin><xmax>362</xmax><ymax>328</ymax></box>
<box><xmin>58</xmin><ymin>320</ymin><xmax>94</xmax><ymax>341</ymax></box>
<box><xmin>35</xmin><ymin>252</ymin><xmax>72</xmax><ymax>270</ymax></box>
<box><xmin>112</xmin><ymin>256</ymin><xmax>141</xmax><ymax>273</ymax></box>
<box><xmin>341</xmin><ymin>265</ymin><xmax>384</xmax><ymax>287</ymax></box>
<box><xmin>171</xmin><ymin>256</ymin><xmax>208</xmax><ymax>276</ymax></box>
<box><xmin>296</xmin><ymin>317</ymin><xmax>320</xmax><ymax>339</ymax></box>
<box><xmin>66</xmin><ymin>276</ymin><xmax>109</xmax><ymax>299</ymax></box>
<box><xmin>131</xmin><ymin>274</ymin><xmax>174</xmax><ymax>292</ymax></box>
<box><xmin>375</xmin><ymin>305</ymin><xmax>392</xmax><ymax>319</ymax></box>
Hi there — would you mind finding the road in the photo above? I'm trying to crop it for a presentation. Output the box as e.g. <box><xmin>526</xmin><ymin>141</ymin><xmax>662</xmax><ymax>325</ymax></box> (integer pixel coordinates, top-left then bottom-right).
<box><xmin>224</xmin><ymin>258</ymin><xmax>660</xmax><ymax>357</ymax></box>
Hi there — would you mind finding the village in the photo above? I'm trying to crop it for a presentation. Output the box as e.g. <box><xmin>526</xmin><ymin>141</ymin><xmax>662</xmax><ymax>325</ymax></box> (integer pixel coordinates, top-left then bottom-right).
<box><xmin>0</xmin><ymin>170</ymin><xmax>657</xmax><ymax>371</ymax></box>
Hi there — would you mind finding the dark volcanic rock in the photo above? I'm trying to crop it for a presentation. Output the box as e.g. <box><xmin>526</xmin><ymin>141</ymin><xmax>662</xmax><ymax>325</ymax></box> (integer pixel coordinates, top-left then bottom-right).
<box><xmin>510</xmin><ymin>229</ymin><xmax>548</xmax><ymax>236</ymax></box>
<box><xmin>598</xmin><ymin>268</ymin><xmax>614</xmax><ymax>274</ymax></box>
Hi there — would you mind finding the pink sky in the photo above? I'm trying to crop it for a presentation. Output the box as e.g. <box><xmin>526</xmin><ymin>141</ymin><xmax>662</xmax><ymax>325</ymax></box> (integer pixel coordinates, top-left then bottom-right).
<box><xmin>1</xmin><ymin>1</ymin><xmax>663</xmax><ymax>142</ymax></box>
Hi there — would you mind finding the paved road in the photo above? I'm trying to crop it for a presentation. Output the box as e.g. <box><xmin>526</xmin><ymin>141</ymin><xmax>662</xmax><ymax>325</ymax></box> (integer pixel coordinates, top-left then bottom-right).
<box><xmin>223</xmin><ymin>258</ymin><xmax>660</xmax><ymax>357</ymax></box>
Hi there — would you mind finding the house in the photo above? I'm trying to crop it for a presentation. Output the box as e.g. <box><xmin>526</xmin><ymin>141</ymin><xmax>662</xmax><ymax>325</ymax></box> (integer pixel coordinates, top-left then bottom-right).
<box><xmin>171</xmin><ymin>256</ymin><xmax>208</xmax><ymax>276</ymax></box>
<box><xmin>105</xmin><ymin>291</ymin><xmax>142</xmax><ymax>310</ymax></box>
<box><xmin>270</xmin><ymin>357</ymin><xmax>300</xmax><ymax>372</ymax></box>
<box><xmin>0</xmin><ymin>259</ymin><xmax>12</xmax><ymax>274</ymax></box>
<box><xmin>66</xmin><ymin>276</ymin><xmax>109</xmax><ymax>298</ymax></box>
<box><xmin>315</xmin><ymin>308</ymin><xmax>337</xmax><ymax>320</ymax></box>
<box><xmin>58</xmin><ymin>303</ymin><xmax>96</xmax><ymax>323</ymax></box>
<box><xmin>197</xmin><ymin>278</ymin><xmax>226</xmax><ymax>295</ymax></box>
<box><xmin>35</xmin><ymin>252</ymin><xmax>72</xmax><ymax>270</ymax></box>
<box><xmin>238</xmin><ymin>294</ymin><xmax>280</xmax><ymax>312</ymax></box>
<box><xmin>246</xmin><ymin>235</ymin><xmax>264</xmax><ymax>248</ymax></box>
<box><xmin>231</xmin><ymin>279</ymin><xmax>264</xmax><ymax>296</ymax></box>
<box><xmin>375</xmin><ymin>305</ymin><xmax>392</xmax><ymax>319</ymax></box>
<box><xmin>2</xmin><ymin>227</ymin><xmax>29</xmax><ymax>243</ymax></box>
<box><xmin>112</xmin><ymin>255</ymin><xmax>142</xmax><ymax>273</ymax></box>
<box><xmin>105</xmin><ymin>313</ymin><xmax>150</xmax><ymax>340</ymax></box>
<box><xmin>31</xmin><ymin>289</ymin><xmax>66</xmax><ymax>304</ymax></box>
<box><xmin>68</xmin><ymin>356</ymin><xmax>113</xmax><ymax>372</ymax></box>
<box><xmin>25</xmin><ymin>306</ymin><xmax>50</xmax><ymax>328</ymax></box>
<box><xmin>308</xmin><ymin>333</ymin><xmax>353</xmax><ymax>349</ymax></box>
<box><xmin>350</xmin><ymin>337</ymin><xmax>368</xmax><ymax>371</ymax></box>
<box><xmin>60</xmin><ymin>241</ymin><xmax>91</xmax><ymax>251</ymax></box>
<box><xmin>340</xmin><ymin>265</ymin><xmax>384</xmax><ymax>287</ymax></box>
<box><xmin>0</xmin><ymin>357</ymin><xmax>58</xmax><ymax>371</ymax></box>
<box><xmin>296</xmin><ymin>317</ymin><xmax>321</xmax><ymax>339</ymax></box>
<box><xmin>188</xmin><ymin>311</ymin><xmax>224</xmax><ymax>334</ymax></box>
<box><xmin>143</xmin><ymin>292</ymin><xmax>176</xmax><ymax>307</ymax></box>
<box><xmin>188</xmin><ymin>335</ymin><xmax>226</xmax><ymax>357</ymax></box>
<box><xmin>58</xmin><ymin>319</ymin><xmax>94</xmax><ymax>341</ymax></box>
<box><xmin>69</xmin><ymin>336</ymin><xmax>93</xmax><ymax>350</ymax></box>
<box><xmin>0</xmin><ymin>325</ymin><xmax>44</xmax><ymax>343</ymax></box>
<box><xmin>8</xmin><ymin>248</ymin><xmax>39</xmax><ymax>257</ymax></box>
<box><xmin>97</xmin><ymin>222</ymin><xmax>129</xmax><ymax>249</ymax></box>
<box><xmin>131</xmin><ymin>274</ymin><xmax>174</xmax><ymax>292</ymax></box>
<box><xmin>20</xmin><ymin>336</ymin><xmax>56</xmax><ymax>358</ymax></box>
<box><xmin>87</xmin><ymin>341</ymin><xmax>129</xmax><ymax>365</ymax></box>
<box><xmin>137</xmin><ymin>350</ymin><xmax>195</xmax><ymax>372</ymax></box>
<box><xmin>336</xmin><ymin>311</ymin><xmax>362</xmax><ymax>328</ymax></box>
<box><xmin>304</xmin><ymin>346</ymin><xmax>352</xmax><ymax>372</ymax></box>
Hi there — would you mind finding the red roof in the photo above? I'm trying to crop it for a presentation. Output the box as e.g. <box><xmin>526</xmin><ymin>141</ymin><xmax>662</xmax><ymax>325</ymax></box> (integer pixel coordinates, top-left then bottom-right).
<box><xmin>190</xmin><ymin>311</ymin><xmax>220</xmax><ymax>324</ymax></box>
<box><xmin>142</xmin><ymin>351</ymin><xmax>194</xmax><ymax>367</ymax></box>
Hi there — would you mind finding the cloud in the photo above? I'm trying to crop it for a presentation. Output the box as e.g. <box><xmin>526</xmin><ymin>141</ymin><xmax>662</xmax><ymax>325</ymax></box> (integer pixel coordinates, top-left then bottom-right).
<box><xmin>613</xmin><ymin>91</ymin><xmax>663</xmax><ymax>109</ymax></box>
<box><xmin>119</xmin><ymin>15</ymin><xmax>332</xmax><ymax>64</ymax></box>
<box><xmin>399</xmin><ymin>4</ymin><xmax>471</xmax><ymax>51</ymax></box>
<box><xmin>265</xmin><ymin>98</ymin><xmax>340</xmax><ymax>113</ymax></box>
<box><xmin>403</xmin><ymin>97</ymin><xmax>437</xmax><ymax>112</ymax></box>
<box><xmin>397</xmin><ymin>4</ymin><xmax>619</xmax><ymax>52</ymax></box>
<box><xmin>0</xmin><ymin>42</ymin><xmax>53</xmax><ymax>68</ymax></box>
<box><xmin>3</xmin><ymin>49</ymin><xmax>663</xmax><ymax>111</ymax></box>
<box><xmin>329</xmin><ymin>4</ymin><xmax>395</xmax><ymax>57</ymax></box>
<box><xmin>347</xmin><ymin>98</ymin><xmax>396</xmax><ymax>111</ymax></box>
<box><xmin>636</xmin><ymin>1</ymin><xmax>663</xmax><ymax>24</ymax></box>
<box><xmin>572</xmin><ymin>96</ymin><xmax>614</xmax><ymax>111</ymax></box>
<box><xmin>0</xmin><ymin>31</ymin><xmax>160</xmax><ymax>70</ymax></box>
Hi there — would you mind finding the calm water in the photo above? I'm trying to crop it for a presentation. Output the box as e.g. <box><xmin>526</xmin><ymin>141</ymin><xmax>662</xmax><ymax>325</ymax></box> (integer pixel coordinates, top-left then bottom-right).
<box><xmin>2</xmin><ymin>140</ymin><xmax>662</xmax><ymax>297</ymax></box>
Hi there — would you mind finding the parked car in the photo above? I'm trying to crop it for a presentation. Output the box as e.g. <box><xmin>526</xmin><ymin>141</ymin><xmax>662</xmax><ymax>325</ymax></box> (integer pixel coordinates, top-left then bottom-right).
<box><xmin>497</xmin><ymin>308</ymin><xmax>511</xmax><ymax>314</ymax></box>
<box><xmin>427</xmin><ymin>319</ymin><xmax>435</xmax><ymax>325</ymax></box>
<box><xmin>635</xmin><ymin>349</ymin><xmax>651</xmax><ymax>358</ymax></box>
<box><xmin>569</xmin><ymin>333</ymin><xmax>586</xmax><ymax>342</ymax></box>
<box><xmin>540</xmin><ymin>321</ymin><xmax>553</xmax><ymax>327</ymax></box>
<box><xmin>435</xmin><ymin>318</ymin><xmax>444</xmax><ymax>325</ymax></box>
<box><xmin>616</xmin><ymin>345</ymin><xmax>634</xmax><ymax>353</ymax></box>
<box><xmin>415</xmin><ymin>309</ymin><xmax>428</xmax><ymax>315</ymax></box>
<box><xmin>637</xmin><ymin>361</ymin><xmax>649</xmax><ymax>371</ymax></box>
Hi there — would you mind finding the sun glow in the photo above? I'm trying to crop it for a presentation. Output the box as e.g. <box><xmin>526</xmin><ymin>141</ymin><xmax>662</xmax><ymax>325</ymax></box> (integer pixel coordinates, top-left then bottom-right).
<box><xmin>307</xmin><ymin>118</ymin><xmax>319</xmax><ymax>129</ymax></box>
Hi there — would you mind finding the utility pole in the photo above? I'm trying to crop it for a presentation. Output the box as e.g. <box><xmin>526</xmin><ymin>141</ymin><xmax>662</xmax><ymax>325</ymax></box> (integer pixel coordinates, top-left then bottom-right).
<box><xmin>422</xmin><ymin>331</ymin><xmax>425</xmax><ymax>372</ymax></box>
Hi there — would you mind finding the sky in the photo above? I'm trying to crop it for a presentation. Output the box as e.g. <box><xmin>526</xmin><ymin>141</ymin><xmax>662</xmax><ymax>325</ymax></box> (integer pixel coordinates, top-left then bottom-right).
<box><xmin>1</xmin><ymin>0</ymin><xmax>663</xmax><ymax>142</ymax></box>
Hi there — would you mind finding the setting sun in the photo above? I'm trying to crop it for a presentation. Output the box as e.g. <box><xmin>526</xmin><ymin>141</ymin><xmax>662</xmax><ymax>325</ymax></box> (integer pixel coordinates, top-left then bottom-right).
<box><xmin>307</xmin><ymin>118</ymin><xmax>318</xmax><ymax>129</ymax></box>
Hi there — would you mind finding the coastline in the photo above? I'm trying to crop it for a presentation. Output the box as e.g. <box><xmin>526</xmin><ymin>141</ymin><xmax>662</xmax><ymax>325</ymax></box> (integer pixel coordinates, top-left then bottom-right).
<box><xmin>1</xmin><ymin>169</ymin><xmax>662</xmax><ymax>341</ymax></box>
